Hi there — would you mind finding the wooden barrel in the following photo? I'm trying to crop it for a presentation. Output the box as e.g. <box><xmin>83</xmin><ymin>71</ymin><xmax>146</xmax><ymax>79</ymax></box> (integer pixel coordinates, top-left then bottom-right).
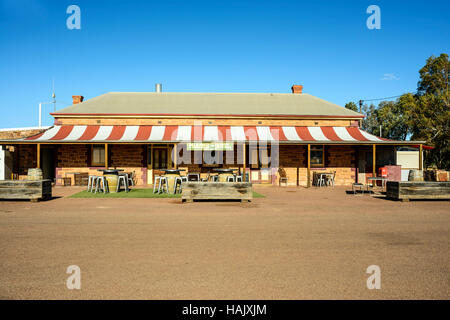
<box><xmin>164</xmin><ymin>174</ymin><xmax>180</xmax><ymax>194</ymax></box>
<box><xmin>408</xmin><ymin>169</ymin><xmax>424</xmax><ymax>182</ymax></box>
<box><xmin>104</xmin><ymin>174</ymin><xmax>118</xmax><ymax>193</ymax></box>
<box><xmin>218</xmin><ymin>173</ymin><xmax>233</xmax><ymax>182</ymax></box>
<box><xmin>27</xmin><ymin>168</ymin><xmax>43</xmax><ymax>181</ymax></box>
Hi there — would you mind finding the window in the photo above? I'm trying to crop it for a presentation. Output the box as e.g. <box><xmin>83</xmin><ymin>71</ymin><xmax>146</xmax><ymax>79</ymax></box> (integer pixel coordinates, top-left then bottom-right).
<box><xmin>247</xmin><ymin>146</ymin><xmax>271</xmax><ymax>169</ymax></box>
<box><xmin>91</xmin><ymin>145</ymin><xmax>105</xmax><ymax>166</ymax></box>
<box><xmin>310</xmin><ymin>145</ymin><xmax>324</xmax><ymax>167</ymax></box>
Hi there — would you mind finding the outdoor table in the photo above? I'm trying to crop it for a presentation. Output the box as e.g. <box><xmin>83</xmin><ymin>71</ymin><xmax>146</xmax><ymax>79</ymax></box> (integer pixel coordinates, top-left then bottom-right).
<box><xmin>97</xmin><ymin>169</ymin><xmax>124</xmax><ymax>193</ymax></box>
<box><xmin>368</xmin><ymin>177</ymin><xmax>388</xmax><ymax>190</ymax></box>
<box><xmin>213</xmin><ymin>168</ymin><xmax>237</xmax><ymax>182</ymax></box>
<box><xmin>161</xmin><ymin>169</ymin><xmax>186</xmax><ymax>194</ymax></box>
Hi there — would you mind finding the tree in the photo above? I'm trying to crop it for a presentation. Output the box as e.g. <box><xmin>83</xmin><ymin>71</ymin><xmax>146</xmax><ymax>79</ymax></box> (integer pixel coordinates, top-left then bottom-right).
<box><xmin>410</xmin><ymin>93</ymin><xmax>449</xmax><ymax>169</ymax></box>
<box><xmin>413</xmin><ymin>53</ymin><xmax>450</xmax><ymax>169</ymax></box>
<box><xmin>345</xmin><ymin>102</ymin><xmax>359</xmax><ymax>112</ymax></box>
<box><xmin>417</xmin><ymin>53</ymin><xmax>449</xmax><ymax>97</ymax></box>
<box><xmin>360</xmin><ymin>103</ymin><xmax>378</xmax><ymax>133</ymax></box>
<box><xmin>375</xmin><ymin>94</ymin><xmax>414</xmax><ymax>140</ymax></box>
<box><xmin>351</xmin><ymin>53</ymin><xmax>449</xmax><ymax>169</ymax></box>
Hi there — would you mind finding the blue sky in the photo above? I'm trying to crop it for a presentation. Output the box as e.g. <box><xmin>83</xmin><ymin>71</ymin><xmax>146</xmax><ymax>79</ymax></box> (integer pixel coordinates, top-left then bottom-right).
<box><xmin>0</xmin><ymin>0</ymin><xmax>449</xmax><ymax>128</ymax></box>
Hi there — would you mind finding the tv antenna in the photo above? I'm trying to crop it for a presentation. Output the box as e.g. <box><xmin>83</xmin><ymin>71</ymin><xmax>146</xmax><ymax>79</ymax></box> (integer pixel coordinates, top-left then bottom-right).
<box><xmin>52</xmin><ymin>78</ymin><xmax>56</xmax><ymax>112</ymax></box>
<box><xmin>38</xmin><ymin>78</ymin><xmax>63</xmax><ymax>127</ymax></box>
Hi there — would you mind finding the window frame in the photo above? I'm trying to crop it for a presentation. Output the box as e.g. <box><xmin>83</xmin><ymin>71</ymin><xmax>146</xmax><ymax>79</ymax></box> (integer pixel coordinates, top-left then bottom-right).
<box><xmin>91</xmin><ymin>144</ymin><xmax>106</xmax><ymax>167</ymax></box>
<box><xmin>310</xmin><ymin>145</ymin><xmax>325</xmax><ymax>167</ymax></box>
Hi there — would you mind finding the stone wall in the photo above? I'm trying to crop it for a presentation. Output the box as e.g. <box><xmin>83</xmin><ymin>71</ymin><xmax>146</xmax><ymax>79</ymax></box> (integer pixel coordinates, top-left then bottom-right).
<box><xmin>57</xmin><ymin>145</ymin><xmax>88</xmax><ymax>167</ymax></box>
<box><xmin>276</xmin><ymin>145</ymin><xmax>356</xmax><ymax>186</ymax></box>
<box><xmin>277</xmin><ymin>145</ymin><xmax>307</xmax><ymax>186</ymax></box>
<box><xmin>322</xmin><ymin>145</ymin><xmax>356</xmax><ymax>186</ymax></box>
<box><xmin>17</xmin><ymin>145</ymin><xmax>37</xmax><ymax>176</ymax></box>
<box><xmin>110</xmin><ymin>145</ymin><xmax>144</xmax><ymax>167</ymax></box>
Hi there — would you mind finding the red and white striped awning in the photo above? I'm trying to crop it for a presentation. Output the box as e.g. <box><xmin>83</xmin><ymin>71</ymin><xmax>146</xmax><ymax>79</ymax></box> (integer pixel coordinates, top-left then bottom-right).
<box><xmin>23</xmin><ymin>125</ymin><xmax>388</xmax><ymax>143</ymax></box>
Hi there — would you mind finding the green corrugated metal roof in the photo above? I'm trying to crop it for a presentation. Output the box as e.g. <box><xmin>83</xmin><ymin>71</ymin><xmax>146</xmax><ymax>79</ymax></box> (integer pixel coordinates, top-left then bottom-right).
<box><xmin>54</xmin><ymin>92</ymin><xmax>363</xmax><ymax>117</ymax></box>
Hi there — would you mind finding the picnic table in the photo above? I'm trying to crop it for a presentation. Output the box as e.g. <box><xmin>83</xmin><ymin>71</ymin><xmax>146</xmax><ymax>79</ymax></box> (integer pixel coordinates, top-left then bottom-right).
<box><xmin>161</xmin><ymin>169</ymin><xmax>186</xmax><ymax>194</ymax></box>
<box><xmin>97</xmin><ymin>169</ymin><xmax>124</xmax><ymax>193</ymax></box>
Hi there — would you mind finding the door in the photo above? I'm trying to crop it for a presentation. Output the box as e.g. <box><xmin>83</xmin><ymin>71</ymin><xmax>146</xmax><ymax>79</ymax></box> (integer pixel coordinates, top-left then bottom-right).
<box><xmin>149</xmin><ymin>146</ymin><xmax>170</xmax><ymax>184</ymax></box>
<box><xmin>153</xmin><ymin>148</ymin><xmax>168</xmax><ymax>169</ymax></box>
<box><xmin>357</xmin><ymin>149</ymin><xmax>373</xmax><ymax>183</ymax></box>
<box><xmin>41</xmin><ymin>147</ymin><xmax>56</xmax><ymax>181</ymax></box>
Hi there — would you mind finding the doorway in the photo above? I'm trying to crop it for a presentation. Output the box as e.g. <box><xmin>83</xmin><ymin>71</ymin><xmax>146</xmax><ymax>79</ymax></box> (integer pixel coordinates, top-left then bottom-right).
<box><xmin>147</xmin><ymin>145</ymin><xmax>171</xmax><ymax>185</ymax></box>
<box><xmin>153</xmin><ymin>148</ymin><xmax>168</xmax><ymax>170</ymax></box>
<box><xmin>41</xmin><ymin>147</ymin><xmax>56</xmax><ymax>182</ymax></box>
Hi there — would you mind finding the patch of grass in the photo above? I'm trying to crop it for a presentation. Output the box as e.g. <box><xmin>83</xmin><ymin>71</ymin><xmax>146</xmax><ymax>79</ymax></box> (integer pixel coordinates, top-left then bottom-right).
<box><xmin>252</xmin><ymin>191</ymin><xmax>265</xmax><ymax>198</ymax></box>
<box><xmin>68</xmin><ymin>189</ymin><xmax>181</xmax><ymax>198</ymax></box>
<box><xmin>68</xmin><ymin>189</ymin><xmax>264</xmax><ymax>199</ymax></box>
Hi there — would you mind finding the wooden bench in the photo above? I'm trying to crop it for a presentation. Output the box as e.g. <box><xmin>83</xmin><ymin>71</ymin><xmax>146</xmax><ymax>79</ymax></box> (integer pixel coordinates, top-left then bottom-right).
<box><xmin>0</xmin><ymin>180</ymin><xmax>52</xmax><ymax>202</ymax></box>
<box><xmin>386</xmin><ymin>181</ymin><xmax>450</xmax><ymax>201</ymax></box>
<box><xmin>182</xmin><ymin>182</ymin><xmax>252</xmax><ymax>202</ymax></box>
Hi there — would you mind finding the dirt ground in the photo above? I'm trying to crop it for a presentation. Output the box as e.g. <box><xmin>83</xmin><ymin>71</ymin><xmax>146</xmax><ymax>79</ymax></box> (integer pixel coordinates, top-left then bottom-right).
<box><xmin>0</xmin><ymin>186</ymin><xmax>449</xmax><ymax>300</ymax></box>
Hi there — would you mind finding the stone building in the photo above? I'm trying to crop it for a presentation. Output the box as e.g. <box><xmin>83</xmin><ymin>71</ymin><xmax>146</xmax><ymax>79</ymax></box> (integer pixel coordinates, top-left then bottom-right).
<box><xmin>0</xmin><ymin>85</ymin><xmax>425</xmax><ymax>186</ymax></box>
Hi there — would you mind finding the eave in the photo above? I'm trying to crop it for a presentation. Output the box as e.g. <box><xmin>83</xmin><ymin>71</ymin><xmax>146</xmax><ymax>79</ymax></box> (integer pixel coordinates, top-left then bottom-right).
<box><xmin>50</xmin><ymin>113</ymin><xmax>365</xmax><ymax>120</ymax></box>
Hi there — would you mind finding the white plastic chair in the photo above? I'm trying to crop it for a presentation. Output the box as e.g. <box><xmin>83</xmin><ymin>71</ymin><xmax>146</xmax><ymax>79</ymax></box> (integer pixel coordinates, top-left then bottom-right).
<box><xmin>158</xmin><ymin>177</ymin><xmax>168</xmax><ymax>193</ymax></box>
<box><xmin>173</xmin><ymin>176</ymin><xmax>183</xmax><ymax>193</ymax></box>
<box><xmin>87</xmin><ymin>175</ymin><xmax>98</xmax><ymax>192</ymax></box>
<box><xmin>153</xmin><ymin>176</ymin><xmax>161</xmax><ymax>193</ymax></box>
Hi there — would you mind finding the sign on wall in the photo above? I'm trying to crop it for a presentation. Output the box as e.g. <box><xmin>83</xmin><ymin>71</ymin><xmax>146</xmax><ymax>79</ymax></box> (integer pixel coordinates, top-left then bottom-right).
<box><xmin>186</xmin><ymin>142</ymin><xmax>234</xmax><ymax>151</ymax></box>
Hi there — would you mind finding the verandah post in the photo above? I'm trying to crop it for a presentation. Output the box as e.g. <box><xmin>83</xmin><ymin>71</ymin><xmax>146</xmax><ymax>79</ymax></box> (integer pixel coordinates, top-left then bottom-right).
<box><xmin>307</xmin><ymin>144</ymin><xmax>311</xmax><ymax>188</ymax></box>
<box><xmin>419</xmin><ymin>144</ymin><xmax>423</xmax><ymax>170</ymax></box>
<box><xmin>242</xmin><ymin>142</ymin><xmax>246</xmax><ymax>182</ymax></box>
<box><xmin>37</xmin><ymin>143</ymin><xmax>41</xmax><ymax>169</ymax></box>
<box><xmin>174</xmin><ymin>143</ymin><xmax>178</xmax><ymax>169</ymax></box>
<box><xmin>105</xmin><ymin>143</ymin><xmax>108</xmax><ymax>168</ymax></box>
<box><xmin>372</xmin><ymin>144</ymin><xmax>376</xmax><ymax>176</ymax></box>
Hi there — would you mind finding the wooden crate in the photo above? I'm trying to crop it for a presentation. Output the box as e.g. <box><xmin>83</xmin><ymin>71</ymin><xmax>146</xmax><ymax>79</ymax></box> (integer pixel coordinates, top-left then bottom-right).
<box><xmin>182</xmin><ymin>182</ymin><xmax>252</xmax><ymax>202</ymax></box>
<box><xmin>0</xmin><ymin>180</ymin><xmax>52</xmax><ymax>202</ymax></box>
<box><xmin>386</xmin><ymin>181</ymin><xmax>450</xmax><ymax>201</ymax></box>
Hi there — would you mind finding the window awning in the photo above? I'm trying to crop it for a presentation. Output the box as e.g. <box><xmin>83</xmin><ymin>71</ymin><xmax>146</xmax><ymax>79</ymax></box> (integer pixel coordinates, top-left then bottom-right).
<box><xmin>13</xmin><ymin>125</ymin><xmax>408</xmax><ymax>144</ymax></box>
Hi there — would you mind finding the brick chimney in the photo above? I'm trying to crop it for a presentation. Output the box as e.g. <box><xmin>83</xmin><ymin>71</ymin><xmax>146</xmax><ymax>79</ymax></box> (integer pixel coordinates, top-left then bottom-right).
<box><xmin>291</xmin><ymin>85</ymin><xmax>303</xmax><ymax>94</ymax></box>
<box><xmin>72</xmin><ymin>95</ymin><xmax>84</xmax><ymax>104</ymax></box>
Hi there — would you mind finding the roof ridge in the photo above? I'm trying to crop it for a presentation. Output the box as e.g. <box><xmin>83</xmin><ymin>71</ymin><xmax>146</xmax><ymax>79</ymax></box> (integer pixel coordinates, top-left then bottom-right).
<box><xmin>105</xmin><ymin>92</ymin><xmax>312</xmax><ymax>95</ymax></box>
